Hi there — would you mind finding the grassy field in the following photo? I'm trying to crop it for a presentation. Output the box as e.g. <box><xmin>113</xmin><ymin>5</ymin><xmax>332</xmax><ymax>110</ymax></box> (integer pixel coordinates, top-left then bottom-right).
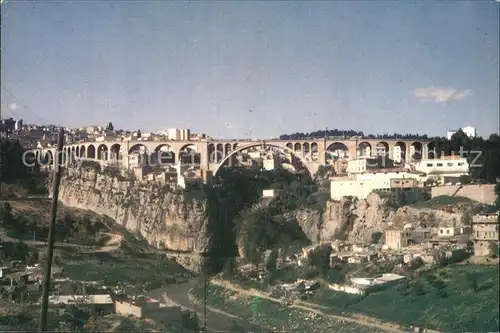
<box><xmin>342</xmin><ymin>265</ymin><xmax>499</xmax><ymax>332</ymax></box>
<box><xmin>192</xmin><ymin>284</ymin><xmax>389</xmax><ymax>333</ymax></box>
<box><xmin>231</xmin><ymin>264</ymin><xmax>499</xmax><ymax>332</ymax></box>
<box><xmin>57</xmin><ymin>246</ymin><xmax>188</xmax><ymax>289</ymax></box>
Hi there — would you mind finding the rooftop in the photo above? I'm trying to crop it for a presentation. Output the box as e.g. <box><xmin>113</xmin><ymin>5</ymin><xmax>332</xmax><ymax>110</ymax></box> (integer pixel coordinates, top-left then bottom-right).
<box><xmin>41</xmin><ymin>294</ymin><xmax>113</xmax><ymax>305</ymax></box>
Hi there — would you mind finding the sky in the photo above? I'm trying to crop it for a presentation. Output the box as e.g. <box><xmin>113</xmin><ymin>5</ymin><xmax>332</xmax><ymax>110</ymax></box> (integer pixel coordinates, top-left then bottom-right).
<box><xmin>1</xmin><ymin>1</ymin><xmax>499</xmax><ymax>139</ymax></box>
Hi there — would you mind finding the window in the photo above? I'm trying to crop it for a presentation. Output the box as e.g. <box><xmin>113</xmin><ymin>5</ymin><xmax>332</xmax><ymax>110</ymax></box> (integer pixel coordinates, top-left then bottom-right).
<box><xmin>447</xmin><ymin>163</ymin><xmax>453</xmax><ymax>166</ymax></box>
<box><xmin>440</xmin><ymin>229</ymin><xmax>444</xmax><ymax>234</ymax></box>
<box><xmin>446</xmin><ymin>229</ymin><xmax>450</xmax><ymax>234</ymax></box>
<box><xmin>458</xmin><ymin>163</ymin><xmax>464</xmax><ymax>166</ymax></box>
<box><xmin>437</xmin><ymin>163</ymin><xmax>443</xmax><ymax>167</ymax></box>
<box><xmin>426</xmin><ymin>163</ymin><xmax>433</xmax><ymax>167</ymax></box>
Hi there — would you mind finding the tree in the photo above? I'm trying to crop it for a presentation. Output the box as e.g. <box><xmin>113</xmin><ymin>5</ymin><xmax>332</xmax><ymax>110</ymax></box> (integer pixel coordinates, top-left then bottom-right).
<box><xmin>371</xmin><ymin>231</ymin><xmax>383</xmax><ymax>244</ymax></box>
<box><xmin>488</xmin><ymin>242</ymin><xmax>499</xmax><ymax>258</ymax></box>
<box><xmin>264</xmin><ymin>248</ymin><xmax>278</xmax><ymax>275</ymax></box>
<box><xmin>309</xmin><ymin>245</ymin><xmax>332</xmax><ymax>277</ymax></box>
<box><xmin>466</xmin><ymin>240</ymin><xmax>474</xmax><ymax>254</ymax></box>
<box><xmin>222</xmin><ymin>257</ymin><xmax>236</xmax><ymax>279</ymax></box>
<box><xmin>410</xmin><ymin>281</ymin><xmax>426</xmax><ymax>296</ymax></box>
<box><xmin>459</xmin><ymin>175</ymin><xmax>472</xmax><ymax>185</ymax></box>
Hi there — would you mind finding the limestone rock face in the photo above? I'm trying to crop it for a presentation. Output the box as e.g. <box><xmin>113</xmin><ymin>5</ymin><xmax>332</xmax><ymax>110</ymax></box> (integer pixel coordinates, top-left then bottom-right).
<box><xmin>54</xmin><ymin>168</ymin><xmax>210</xmax><ymax>253</ymax></box>
<box><xmin>55</xmin><ymin>168</ymin><xmax>473</xmax><ymax>257</ymax></box>
<box><xmin>294</xmin><ymin>192</ymin><xmax>472</xmax><ymax>244</ymax></box>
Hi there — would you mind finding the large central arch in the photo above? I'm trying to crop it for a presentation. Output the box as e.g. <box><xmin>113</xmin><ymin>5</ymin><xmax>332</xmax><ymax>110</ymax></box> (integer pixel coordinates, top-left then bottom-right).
<box><xmin>211</xmin><ymin>142</ymin><xmax>319</xmax><ymax>177</ymax></box>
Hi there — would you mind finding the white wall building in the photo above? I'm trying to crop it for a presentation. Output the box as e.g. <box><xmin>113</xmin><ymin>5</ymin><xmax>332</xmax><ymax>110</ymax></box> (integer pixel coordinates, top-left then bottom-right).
<box><xmin>462</xmin><ymin>126</ymin><xmax>476</xmax><ymax>138</ymax></box>
<box><xmin>412</xmin><ymin>157</ymin><xmax>469</xmax><ymax>178</ymax></box>
<box><xmin>167</xmin><ymin>128</ymin><xmax>181</xmax><ymax>140</ymax></box>
<box><xmin>354</xmin><ymin>171</ymin><xmax>425</xmax><ymax>182</ymax></box>
<box><xmin>330</xmin><ymin>178</ymin><xmax>392</xmax><ymax>200</ymax></box>
<box><xmin>167</xmin><ymin>128</ymin><xmax>190</xmax><ymax>140</ymax></box>
<box><xmin>446</xmin><ymin>126</ymin><xmax>476</xmax><ymax>140</ymax></box>
<box><xmin>347</xmin><ymin>159</ymin><xmax>368</xmax><ymax>174</ymax></box>
<box><xmin>263</xmin><ymin>158</ymin><xmax>281</xmax><ymax>171</ymax></box>
<box><xmin>393</xmin><ymin>146</ymin><xmax>403</xmax><ymax>163</ymax></box>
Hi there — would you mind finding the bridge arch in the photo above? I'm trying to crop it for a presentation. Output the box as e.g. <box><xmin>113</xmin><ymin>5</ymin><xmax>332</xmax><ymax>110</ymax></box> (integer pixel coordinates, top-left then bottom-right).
<box><xmin>394</xmin><ymin>141</ymin><xmax>407</xmax><ymax>163</ymax></box>
<box><xmin>153</xmin><ymin>144</ymin><xmax>176</xmax><ymax>164</ymax></box>
<box><xmin>212</xmin><ymin>142</ymin><xmax>317</xmax><ymax>177</ymax></box>
<box><xmin>80</xmin><ymin>145</ymin><xmax>86</xmax><ymax>158</ymax></box>
<box><xmin>87</xmin><ymin>144</ymin><xmax>96</xmax><ymax>159</ymax></box>
<box><xmin>410</xmin><ymin>141</ymin><xmax>423</xmax><ymax>160</ymax></box>
<box><xmin>128</xmin><ymin>143</ymin><xmax>148</xmax><ymax>155</ymax></box>
<box><xmin>374</xmin><ymin>141</ymin><xmax>389</xmax><ymax>157</ymax></box>
<box><xmin>97</xmin><ymin>144</ymin><xmax>108</xmax><ymax>160</ymax></box>
<box><xmin>357</xmin><ymin>141</ymin><xmax>372</xmax><ymax>157</ymax></box>
<box><xmin>179</xmin><ymin>144</ymin><xmax>199</xmax><ymax>165</ymax></box>
<box><xmin>326</xmin><ymin>142</ymin><xmax>349</xmax><ymax>159</ymax></box>
<box><xmin>224</xmin><ymin>143</ymin><xmax>232</xmax><ymax>155</ymax></box>
<box><xmin>109</xmin><ymin>143</ymin><xmax>121</xmax><ymax>161</ymax></box>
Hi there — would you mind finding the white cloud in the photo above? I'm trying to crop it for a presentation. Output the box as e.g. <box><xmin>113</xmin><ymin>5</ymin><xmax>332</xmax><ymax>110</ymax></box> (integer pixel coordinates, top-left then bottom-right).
<box><xmin>412</xmin><ymin>87</ymin><xmax>473</xmax><ymax>103</ymax></box>
<box><xmin>8</xmin><ymin>102</ymin><xmax>19</xmax><ymax>110</ymax></box>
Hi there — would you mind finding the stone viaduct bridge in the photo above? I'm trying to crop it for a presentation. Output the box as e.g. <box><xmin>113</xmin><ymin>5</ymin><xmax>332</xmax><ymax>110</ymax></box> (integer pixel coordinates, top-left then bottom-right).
<box><xmin>36</xmin><ymin>137</ymin><xmax>431</xmax><ymax>176</ymax></box>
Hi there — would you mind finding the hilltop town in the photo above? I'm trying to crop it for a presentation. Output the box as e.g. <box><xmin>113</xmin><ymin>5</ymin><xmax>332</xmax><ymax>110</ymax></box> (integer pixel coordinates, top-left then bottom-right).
<box><xmin>1</xmin><ymin>117</ymin><xmax>499</xmax><ymax>332</ymax></box>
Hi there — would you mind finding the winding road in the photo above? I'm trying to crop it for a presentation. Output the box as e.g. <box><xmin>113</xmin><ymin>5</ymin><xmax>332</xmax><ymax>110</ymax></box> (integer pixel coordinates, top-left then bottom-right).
<box><xmin>146</xmin><ymin>281</ymin><xmax>266</xmax><ymax>332</ymax></box>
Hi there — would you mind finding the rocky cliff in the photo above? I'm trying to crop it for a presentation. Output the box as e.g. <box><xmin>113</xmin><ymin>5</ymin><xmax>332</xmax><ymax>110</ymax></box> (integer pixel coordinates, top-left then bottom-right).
<box><xmin>292</xmin><ymin>193</ymin><xmax>395</xmax><ymax>244</ymax></box>
<box><xmin>293</xmin><ymin>193</ymin><xmax>474</xmax><ymax>244</ymax></box>
<box><xmin>54</xmin><ymin>167</ymin><xmax>210</xmax><ymax>253</ymax></box>
<box><xmin>55</xmin><ymin>168</ymin><xmax>477</xmax><ymax>262</ymax></box>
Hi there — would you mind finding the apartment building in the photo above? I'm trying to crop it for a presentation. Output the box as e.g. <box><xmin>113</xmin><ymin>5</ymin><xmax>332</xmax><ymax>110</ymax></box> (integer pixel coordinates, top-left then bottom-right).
<box><xmin>472</xmin><ymin>213</ymin><xmax>499</xmax><ymax>256</ymax></box>
<box><xmin>167</xmin><ymin>128</ymin><xmax>190</xmax><ymax>141</ymax></box>
<box><xmin>412</xmin><ymin>156</ymin><xmax>469</xmax><ymax>181</ymax></box>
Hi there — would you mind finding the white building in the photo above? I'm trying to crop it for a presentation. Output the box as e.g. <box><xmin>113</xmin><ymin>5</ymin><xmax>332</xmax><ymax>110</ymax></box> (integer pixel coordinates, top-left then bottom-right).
<box><xmin>412</xmin><ymin>157</ymin><xmax>468</xmax><ymax>179</ymax></box>
<box><xmin>347</xmin><ymin>159</ymin><xmax>368</xmax><ymax>174</ymax></box>
<box><xmin>354</xmin><ymin>171</ymin><xmax>425</xmax><ymax>182</ymax></box>
<box><xmin>166</xmin><ymin>128</ymin><xmax>190</xmax><ymax>140</ymax></box>
<box><xmin>167</xmin><ymin>128</ymin><xmax>181</xmax><ymax>140</ymax></box>
<box><xmin>330</xmin><ymin>178</ymin><xmax>392</xmax><ymax>200</ymax></box>
<box><xmin>462</xmin><ymin>126</ymin><xmax>476</xmax><ymax>138</ymax></box>
<box><xmin>263</xmin><ymin>158</ymin><xmax>280</xmax><ymax>171</ymax></box>
<box><xmin>446</xmin><ymin>126</ymin><xmax>476</xmax><ymax>140</ymax></box>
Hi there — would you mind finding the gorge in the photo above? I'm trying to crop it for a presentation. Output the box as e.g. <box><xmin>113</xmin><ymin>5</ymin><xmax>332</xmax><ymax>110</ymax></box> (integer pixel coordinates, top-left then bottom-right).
<box><xmin>53</xmin><ymin>165</ymin><xmax>476</xmax><ymax>271</ymax></box>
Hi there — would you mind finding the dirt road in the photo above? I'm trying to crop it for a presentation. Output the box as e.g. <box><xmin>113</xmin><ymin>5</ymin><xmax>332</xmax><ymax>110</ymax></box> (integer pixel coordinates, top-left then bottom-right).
<box><xmin>210</xmin><ymin>279</ymin><xmax>415</xmax><ymax>333</ymax></box>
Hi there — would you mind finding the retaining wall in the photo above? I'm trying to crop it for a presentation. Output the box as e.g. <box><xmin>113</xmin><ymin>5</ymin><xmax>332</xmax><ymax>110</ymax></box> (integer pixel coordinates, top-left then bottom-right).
<box><xmin>431</xmin><ymin>184</ymin><xmax>496</xmax><ymax>204</ymax></box>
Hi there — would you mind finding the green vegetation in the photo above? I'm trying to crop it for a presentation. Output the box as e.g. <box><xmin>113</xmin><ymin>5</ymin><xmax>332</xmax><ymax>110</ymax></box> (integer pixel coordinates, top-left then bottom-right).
<box><xmin>204</xmin><ymin>168</ymin><xmax>318</xmax><ymax>273</ymax></box>
<box><xmin>0</xmin><ymin>139</ymin><xmax>37</xmax><ymax>181</ymax></box>
<box><xmin>224</xmin><ymin>264</ymin><xmax>498</xmax><ymax>332</ymax></box>
<box><xmin>192</xmin><ymin>284</ymin><xmax>387</xmax><ymax>333</ymax></box>
<box><xmin>429</xmin><ymin>131</ymin><xmax>500</xmax><ymax>183</ymax></box>
<box><xmin>0</xmin><ymin>202</ymin><xmax>107</xmax><ymax>245</ymax></box>
<box><xmin>311</xmin><ymin>265</ymin><xmax>499</xmax><ymax>332</ymax></box>
<box><xmin>458</xmin><ymin>174</ymin><xmax>472</xmax><ymax>185</ymax></box>
<box><xmin>489</xmin><ymin>242</ymin><xmax>499</xmax><ymax>258</ymax></box>
<box><xmin>59</xmin><ymin>251</ymin><xmax>186</xmax><ymax>290</ymax></box>
<box><xmin>281</xmin><ymin>130</ymin><xmax>500</xmax><ymax>184</ymax></box>
<box><xmin>370</xmin><ymin>231</ymin><xmax>383</xmax><ymax>244</ymax></box>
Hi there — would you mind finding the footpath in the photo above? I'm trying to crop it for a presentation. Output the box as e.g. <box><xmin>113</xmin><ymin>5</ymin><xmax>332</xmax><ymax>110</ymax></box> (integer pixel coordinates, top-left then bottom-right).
<box><xmin>208</xmin><ymin>279</ymin><xmax>442</xmax><ymax>333</ymax></box>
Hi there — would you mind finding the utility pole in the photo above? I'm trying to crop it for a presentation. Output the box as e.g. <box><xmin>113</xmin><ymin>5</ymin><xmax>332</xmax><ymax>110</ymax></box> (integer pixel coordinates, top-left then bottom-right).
<box><xmin>39</xmin><ymin>127</ymin><xmax>64</xmax><ymax>332</ymax></box>
<box><xmin>204</xmin><ymin>272</ymin><xmax>207</xmax><ymax>330</ymax></box>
